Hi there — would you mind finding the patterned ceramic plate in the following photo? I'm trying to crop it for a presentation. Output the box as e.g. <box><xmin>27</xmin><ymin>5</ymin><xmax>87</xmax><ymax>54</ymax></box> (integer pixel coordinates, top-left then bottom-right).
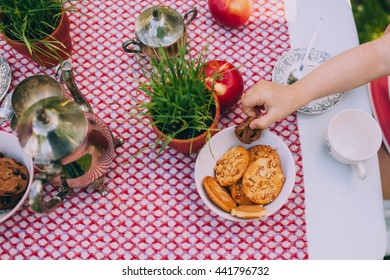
<box><xmin>0</xmin><ymin>56</ymin><xmax>11</xmax><ymax>102</ymax></box>
<box><xmin>272</xmin><ymin>48</ymin><xmax>343</xmax><ymax>114</ymax></box>
<box><xmin>195</xmin><ymin>126</ymin><xmax>296</xmax><ymax>222</ymax></box>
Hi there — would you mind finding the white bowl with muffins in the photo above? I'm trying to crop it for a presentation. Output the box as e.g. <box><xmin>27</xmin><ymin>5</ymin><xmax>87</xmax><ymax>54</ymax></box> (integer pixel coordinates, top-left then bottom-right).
<box><xmin>0</xmin><ymin>131</ymin><xmax>34</xmax><ymax>223</ymax></box>
<box><xmin>195</xmin><ymin>126</ymin><xmax>296</xmax><ymax>222</ymax></box>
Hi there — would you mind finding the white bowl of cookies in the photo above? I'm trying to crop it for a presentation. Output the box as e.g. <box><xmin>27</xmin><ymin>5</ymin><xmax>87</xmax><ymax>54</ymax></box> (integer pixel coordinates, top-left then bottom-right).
<box><xmin>195</xmin><ymin>125</ymin><xmax>296</xmax><ymax>222</ymax></box>
<box><xmin>0</xmin><ymin>131</ymin><xmax>34</xmax><ymax>224</ymax></box>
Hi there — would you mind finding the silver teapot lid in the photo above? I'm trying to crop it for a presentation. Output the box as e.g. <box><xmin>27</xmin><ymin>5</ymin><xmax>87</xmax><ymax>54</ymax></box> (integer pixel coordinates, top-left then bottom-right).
<box><xmin>12</xmin><ymin>75</ymin><xmax>63</xmax><ymax>119</ymax></box>
<box><xmin>135</xmin><ymin>6</ymin><xmax>185</xmax><ymax>48</ymax></box>
<box><xmin>16</xmin><ymin>96</ymin><xmax>87</xmax><ymax>162</ymax></box>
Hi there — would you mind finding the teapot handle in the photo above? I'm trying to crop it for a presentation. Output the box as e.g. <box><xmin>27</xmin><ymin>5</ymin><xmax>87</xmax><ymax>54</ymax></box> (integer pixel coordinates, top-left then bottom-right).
<box><xmin>183</xmin><ymin>7</ymin><xmax>197</xmax><ymax>26</ymax></box>
<box><xmin>29</xmin><ymin>176</ymin><xmax>73</xmax><ymax>213</ymax></box>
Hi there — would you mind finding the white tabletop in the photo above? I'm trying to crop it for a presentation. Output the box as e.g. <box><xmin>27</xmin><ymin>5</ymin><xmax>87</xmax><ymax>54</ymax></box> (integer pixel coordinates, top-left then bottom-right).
<box><xmin>284</xmin><ymin>0</ymin><xmax>388</xmax><ymax>259</ymax></box>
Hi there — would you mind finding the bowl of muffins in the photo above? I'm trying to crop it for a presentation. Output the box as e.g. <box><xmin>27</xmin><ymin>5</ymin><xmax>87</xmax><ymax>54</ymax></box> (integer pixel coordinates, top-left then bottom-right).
<box><xmin>0</xmin><ymin>131</ymin><xmax>34</xmax><ymax>223</ymax></box>
<box><xmin>195</xmin><ymin>123</ymin><xmax>296</xmax><ymax>222</ymax></box>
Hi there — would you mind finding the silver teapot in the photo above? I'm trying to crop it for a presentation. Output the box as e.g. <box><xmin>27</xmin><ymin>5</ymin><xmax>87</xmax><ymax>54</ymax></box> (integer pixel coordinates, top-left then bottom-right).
<box><xmin>13</xmin><ymin>61</ymin><xmax>123</xmax><ymax>213</ymax></box>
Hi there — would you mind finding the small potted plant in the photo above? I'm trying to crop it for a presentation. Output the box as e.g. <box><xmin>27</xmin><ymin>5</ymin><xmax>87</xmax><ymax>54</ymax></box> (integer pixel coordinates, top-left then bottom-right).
<box><xmin>0</xmin><ymin>0</ymin><xmax>77</xmax><ymax>67</ymax></box>
<box><xmin>133</xmin><ymin>41</ymin><xmax>220</xmax><ymax>155</ymax></box>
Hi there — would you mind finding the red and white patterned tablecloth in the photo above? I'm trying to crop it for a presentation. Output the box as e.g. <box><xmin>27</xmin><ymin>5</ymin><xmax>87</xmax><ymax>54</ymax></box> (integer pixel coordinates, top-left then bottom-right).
<box><xmin>0</xmin><ymin>0</ymin><xmax>308</xmax><ymax>259</ymax></box>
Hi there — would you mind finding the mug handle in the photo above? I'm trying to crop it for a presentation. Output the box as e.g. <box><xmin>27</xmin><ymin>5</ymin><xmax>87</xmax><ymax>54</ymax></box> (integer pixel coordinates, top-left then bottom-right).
<box><xmin>183</xmin><ymin>7</ymin><xmax>198</xmax><ymax>26</ymax></box>
<box><xmin>351</xmin><ymin>162</ymin><xmax>367</xmax><ymax>180</ymax></box>
<box><xmin>122</xmin><ymin>39</ymin><xmax>142</xmax><ymax>53</ymax></box>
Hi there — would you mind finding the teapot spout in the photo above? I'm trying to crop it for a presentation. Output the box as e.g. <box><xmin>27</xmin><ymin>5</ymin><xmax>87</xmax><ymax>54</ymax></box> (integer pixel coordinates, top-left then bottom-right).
<box><xmin>58</xmin><ymin>60</ymin><xmax>93</xmax><ymax>113</ymax></box>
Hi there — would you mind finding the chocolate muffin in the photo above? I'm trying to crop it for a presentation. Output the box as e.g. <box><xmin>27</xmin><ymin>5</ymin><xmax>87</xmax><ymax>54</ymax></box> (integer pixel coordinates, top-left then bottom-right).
<box><xmin>0</xmin><ymin>157</ymin><xmax>29</xmax><ymax>210</ymax></box>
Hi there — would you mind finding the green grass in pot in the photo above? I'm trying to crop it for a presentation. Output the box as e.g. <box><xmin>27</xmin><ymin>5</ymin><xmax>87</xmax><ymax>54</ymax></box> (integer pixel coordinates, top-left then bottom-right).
<box><xmin>134</xmin><ymin>42</ymin><xmax>219</xmax><ymax>154</ymax></box>
<box><xmin>0</xmin><ymin>0</ymin><xmax>77</xmax><ymax>62</ymax></box>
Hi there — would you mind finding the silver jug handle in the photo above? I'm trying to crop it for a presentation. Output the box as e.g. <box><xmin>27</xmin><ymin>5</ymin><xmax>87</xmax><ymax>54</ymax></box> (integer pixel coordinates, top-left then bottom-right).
<box><xmin>55</xmin><ymin>60</ymin><xmax>93</xmax><ymax>113</ymax></box>
<box><xmin>183</xmin><ymin>7</ymin><xmax>197</xmax><ymax>26</ymax></box>
<box><xmin>122</xmin><ymin>39</ymin><xmax>143</xmax><ymax>54</ymax></box>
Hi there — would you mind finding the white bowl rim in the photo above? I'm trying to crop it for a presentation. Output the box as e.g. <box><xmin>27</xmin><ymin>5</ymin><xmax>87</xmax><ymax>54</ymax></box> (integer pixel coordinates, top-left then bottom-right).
<box><xmin>0</xmin><ymin>131</ymin><xmax>34</xmax><ymax>224</ymax></box>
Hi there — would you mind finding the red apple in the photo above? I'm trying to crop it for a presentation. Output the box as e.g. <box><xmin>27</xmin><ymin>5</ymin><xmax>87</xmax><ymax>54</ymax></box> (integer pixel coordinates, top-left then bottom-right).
<box><xmin>205</xmin><ymin>60</ymin><xmax>244</xmax><ymax>111</ymax></box>
<box><xmin>208</xmin><ymin>0</ymin><xmax>252</xmax><ymax>28</ymax></box>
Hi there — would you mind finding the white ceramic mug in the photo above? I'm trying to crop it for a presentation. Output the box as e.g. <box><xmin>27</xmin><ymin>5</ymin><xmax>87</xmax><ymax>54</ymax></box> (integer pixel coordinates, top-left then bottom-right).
<box><xmin>326</xmin><ymin>109</ymin><xmax>382</xmax><ymax>180</ymax></box>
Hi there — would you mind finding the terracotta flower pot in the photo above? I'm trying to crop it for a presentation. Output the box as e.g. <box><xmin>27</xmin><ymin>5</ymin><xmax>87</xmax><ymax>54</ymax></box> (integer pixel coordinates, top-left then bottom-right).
<box><xmin>4</xmin><ymin>12</ymin><xmax>72</xmax><ymax>67</ymax></box>
<box><xmin>151</xmin><ymin>96</ymin><xmax>221</xmax><ymax>155</ymax></box>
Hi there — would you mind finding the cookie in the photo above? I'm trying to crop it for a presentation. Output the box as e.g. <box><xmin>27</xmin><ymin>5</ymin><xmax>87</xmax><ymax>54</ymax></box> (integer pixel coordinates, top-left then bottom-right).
<box><xmin>231</xmin><ymin>204</ymin><xmax>267</xmax><ymax>219</ymax></box>
<box><xmin>242</xmin><ymin>157</ymin><xmax>285</xmax><ymax>205</ymax></box>
<box><xmin>235</xmin><ymin>116</ymin><xmax>262</xmax><ymax>144</ymax></box>
<box><xmin>214</xmin><ymin>146</ymin><xmax>250</xmax><ymax>186</ymax></box>
<box><xmin>0</xmin><ymin>193</ymin><xmax>25</xmax><ymax>211</ymax></box>
<box><xmin>203</xmin><ymin>176</ymin><xmax>237</xmax><ymax>212</ymax></box>
<box><xmin>230</xmin><ymin>180</ymin><xmax>254</xmax><ymax>205</ymax></box>
<box><xmin>0</xmin><ymin>157</ymin><xmax>29</xmax><ymax>210</ymax></box>
<box><xmin>248</xmin><ymin>145</ymin><xmax>281</xmax><ymax>166</ymax></box>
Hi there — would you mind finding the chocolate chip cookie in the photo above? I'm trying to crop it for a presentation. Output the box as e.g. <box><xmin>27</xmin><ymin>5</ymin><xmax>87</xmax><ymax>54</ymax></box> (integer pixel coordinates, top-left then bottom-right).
<box><xmin>235</xmin><ymin>116</ymin><xmax>262</xmax><ymax>144</ymax></box>
<box><xmin>0</xmin><ymin>157</ymin><xmax>29</xmax><ymax>210</ymax></box>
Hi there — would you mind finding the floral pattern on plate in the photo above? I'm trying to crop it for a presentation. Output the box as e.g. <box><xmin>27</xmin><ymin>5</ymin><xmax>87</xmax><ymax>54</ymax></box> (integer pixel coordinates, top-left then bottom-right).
<box><xmin>272</xmin><ymin>48</ymin><xmax>343</xmax><ymax>114</ymax></box>
<box><xmin>0</xmin><ymin>56</ymin><xmax>11</xmax><ymax>102</ymax></box>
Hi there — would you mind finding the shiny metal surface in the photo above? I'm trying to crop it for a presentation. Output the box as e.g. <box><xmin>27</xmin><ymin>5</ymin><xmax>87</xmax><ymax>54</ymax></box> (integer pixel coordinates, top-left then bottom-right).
<box><xmin>135</xmin><ymin>6</ymin><xmax>186</xmax><ymax>47</ymax></box>
<box><xmin>0</xmin><ymin>93</ymin><xmax>14</xmax><ymax>125</ymax></box>
<box><xmin>58</xmin><ymin>60</ymin><xmax>93</xmax><ymax>113</ymax></box>
<box><xmin>16</xmin><ymin>96</ymin><xmax>87</xmax><ymax>162</ymax></box>
<box><xmin>122</xmin><ymin>6</ymin><xmax>197</xmax><ymax>57</ymax></box>
<box><xmin>12</xmin><ymin>75</ymin><xmax>63</xmax><ymax>118</ymax></box>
